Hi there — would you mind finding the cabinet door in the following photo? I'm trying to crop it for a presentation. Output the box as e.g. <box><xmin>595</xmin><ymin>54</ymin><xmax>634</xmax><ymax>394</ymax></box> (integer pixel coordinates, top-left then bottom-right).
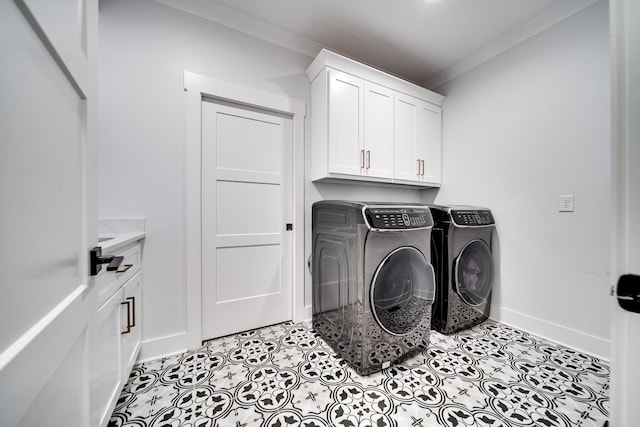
<box><xmin>364</xmin><ymin>82</ymin><xmax>394</xmax><ymax>179</ymax></box>
<box><xmin>121</xmin><ymin>271</ymin><xmax>142</xmax><ymax>379</ymax></box>
<box><xmin>417</xmin><ymin>102</ymin><xmax>442</xmax><ymax>185</ymax></box>
<box><xmin>92</xmin><ymin>289</ymin><xmax>124</xmax><ymax>427</ymax></box>
<box><xmin>394</xmin><ymin>93</ymin><xmax>442</xmax><ymax>185</ymax></box>
<box><xmin>394</xmin><ymin>93</ymin><xmax>420</xmax><ymax>182</ymax></box>
<box><xmin>328</xmin><ymin>70</ymin><xmax>364</xmax><ymax>176</ymax></box>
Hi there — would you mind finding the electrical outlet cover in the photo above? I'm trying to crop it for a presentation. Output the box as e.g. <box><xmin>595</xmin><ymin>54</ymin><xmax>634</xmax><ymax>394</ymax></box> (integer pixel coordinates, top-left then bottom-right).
<box><xmin>559</xmin><ymin>195</ymin><xmax>575</xmax><ymax>212</ymax></box>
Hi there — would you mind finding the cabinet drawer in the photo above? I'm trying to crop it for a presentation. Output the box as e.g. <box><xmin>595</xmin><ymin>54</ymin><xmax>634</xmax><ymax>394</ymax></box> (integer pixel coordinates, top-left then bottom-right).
<box><xmin>96</xmin><ymin>243</ymin><xmax>141</xmax><ymax>307</ymax></box>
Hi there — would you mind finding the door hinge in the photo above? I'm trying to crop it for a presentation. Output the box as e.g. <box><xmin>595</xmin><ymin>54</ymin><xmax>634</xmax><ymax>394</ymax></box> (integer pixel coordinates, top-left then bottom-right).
<box><xmin>286</xmin><ymin>223</ymin><xmax>293</xmax><ymax>231</ymax></box>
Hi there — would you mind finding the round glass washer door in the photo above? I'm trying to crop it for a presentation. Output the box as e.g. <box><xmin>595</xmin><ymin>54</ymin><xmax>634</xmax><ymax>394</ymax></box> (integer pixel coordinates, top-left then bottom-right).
<box><xmin>454</xmin><ymin>239</ymin><xmax>493</xmax><ymax>306</ymax></box>
<box><xmin>370</xmin><ymin>246</ymin><xmax>435</xmax><ymax>336</ymax></box>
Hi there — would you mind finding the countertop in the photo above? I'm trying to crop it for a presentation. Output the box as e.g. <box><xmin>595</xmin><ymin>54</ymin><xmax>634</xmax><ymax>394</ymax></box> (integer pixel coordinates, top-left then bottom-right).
<box><xmin>99</xmin><ymin>232</ymin><xmax>145</xmax><ymax>253</ymax></box>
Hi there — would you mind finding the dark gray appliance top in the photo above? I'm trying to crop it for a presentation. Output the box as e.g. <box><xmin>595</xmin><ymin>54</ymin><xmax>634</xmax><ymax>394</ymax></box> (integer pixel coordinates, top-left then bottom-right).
<box><xmin>429</xmin><ymin>204</ymin><xmax>495</xmax><ymax>227</ymax></box>
<box><xmin>313</xmin><ymin>200</ymin><xmax>434</xmax><ymax>231</ymax></box>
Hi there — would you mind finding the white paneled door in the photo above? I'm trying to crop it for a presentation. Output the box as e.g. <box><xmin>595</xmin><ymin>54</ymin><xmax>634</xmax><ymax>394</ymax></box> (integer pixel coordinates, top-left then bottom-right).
<box><xmin>201</xmin><ymin>100</ymin><xmax>293</xmax><ymax>340</ymax></box>
<box><xmin>0</xmin><ymin>0</ymin><xmax>96</xmax><ymax>426</ymax></box>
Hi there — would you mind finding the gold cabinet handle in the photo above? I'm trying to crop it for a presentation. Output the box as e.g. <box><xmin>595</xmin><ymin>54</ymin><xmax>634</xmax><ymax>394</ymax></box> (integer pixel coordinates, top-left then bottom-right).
<box><xmin>417</xmin><ymin>159</ymin><xmax>421</xmax><ymax>175</ymax></box>
<box><xmin>366</xmin><ymin>150</ymin><xmax>371</xmax><ymax>169</ymax></box>
<box><xmin>116</xmin><ymin>263</ymin><xmax>133</xmax><ymax>274</ymax></box>
<box><xmin>126</xmin><ymin>296</ymin><xmax>136</xmax><ymax>327</ymax></box>
<box><xmin>421</xmin><ymin>159</ymin><xmax>425</xmax><ymax>176</ymax></box>
<box><xmin>121</xmin><ymin>300</ymin><xmax>131</xmax><ymax>334</ymax></box>
<box><xmin>360</xmin><ymin>150</ymin><xmax>365</xmax><ymax>169</ymax></box>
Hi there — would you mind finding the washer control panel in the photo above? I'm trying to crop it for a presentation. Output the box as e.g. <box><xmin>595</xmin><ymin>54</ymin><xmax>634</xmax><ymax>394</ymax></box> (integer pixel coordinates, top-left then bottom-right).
<box><xmin>364</xmin><ymin>207</ymin><xmax>432</xmax><ymax>230</ymax></box>
<box><xmin>451</xmin><ymin>209</ymin><xmax>494</xmax><ymax>226</ymax></box>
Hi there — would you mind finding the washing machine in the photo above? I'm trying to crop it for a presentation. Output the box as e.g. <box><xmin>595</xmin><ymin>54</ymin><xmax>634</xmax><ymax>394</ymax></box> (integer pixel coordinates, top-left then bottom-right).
<box><xmin>312</xmin><ymin>201</ymin><xmax>436</xmax><ymax>375</ymax></box>
<box><xmin>429</xmin><ymin>205</ymin><xmax>495</xmax><ymax>334</ymax></box>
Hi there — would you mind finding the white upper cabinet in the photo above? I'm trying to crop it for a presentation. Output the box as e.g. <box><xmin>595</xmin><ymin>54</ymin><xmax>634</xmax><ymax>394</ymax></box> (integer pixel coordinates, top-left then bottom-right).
<box><xmin>306</xmin><ymin>49</ymin><xmax>444</xmax><ymax>187</ymax></box>
<box><xmin>417</xmin><ymin>101</ymin><xmax>442</xmax><ymax>185</ymax></box>
<box><xmin>363</xmin><ymin>81</ymin><xmax>394</xmax><ymax>179</ymax></box>
<box><xmin>394</xmin><ymin>93</ymin><xmax>442</xmax><ymax>186</ymax></box>
<box><xmin>325</xmin><ymin>71</ymin><xmax>394</xmax><ymax>179</ymax></box>
<box><xmin>327</xmin><ymin>70</ymin><xmax>364</xmax><ymax>176</ymax></box>
<box><xmin>394</xmin><ymin>93</ymin><xmax>420</xmax><ymax>182</ymax></box>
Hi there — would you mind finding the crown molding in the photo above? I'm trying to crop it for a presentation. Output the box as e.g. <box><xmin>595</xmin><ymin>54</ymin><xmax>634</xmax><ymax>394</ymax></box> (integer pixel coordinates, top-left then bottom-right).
<box><xmin>424</xmin><ymin>0</ymin><xmax>601</xmax><ymax>90</ymax></box>
<box><xmin>155</xmin><ymin>0</ymin><xmax>323</xmax><ymax>58</ymax></box>
<box><xmin>155</xmin><ymin>0</ymin><xmax>601</xmax><ymax>91</ymax></box>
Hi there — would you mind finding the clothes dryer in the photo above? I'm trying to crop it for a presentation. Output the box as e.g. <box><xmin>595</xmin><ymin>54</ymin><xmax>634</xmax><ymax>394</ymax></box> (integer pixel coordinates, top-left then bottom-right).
<box><xmin>312</xmin><ymin>201</ymin><xmax>436</xmax><ymax>375</ymax></box>
<box><xmin>429</xmin><ymin>205</ymin><xmax>495</xmax><ymax>334</ymax></box>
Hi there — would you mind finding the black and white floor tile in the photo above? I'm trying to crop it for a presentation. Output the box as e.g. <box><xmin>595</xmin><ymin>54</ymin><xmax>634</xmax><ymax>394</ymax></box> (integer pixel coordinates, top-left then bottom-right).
<box><xmin>109</xmin><ymin>320</ymin><xmax>609</xmax><ymax>427</ymax></box>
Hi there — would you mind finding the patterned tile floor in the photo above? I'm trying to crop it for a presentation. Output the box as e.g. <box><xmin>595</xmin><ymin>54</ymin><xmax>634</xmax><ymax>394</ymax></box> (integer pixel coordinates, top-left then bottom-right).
<box><xmin>108</xmin><ymin>320</ymin><xmax>609</xmax><ymax>427</ymax></box>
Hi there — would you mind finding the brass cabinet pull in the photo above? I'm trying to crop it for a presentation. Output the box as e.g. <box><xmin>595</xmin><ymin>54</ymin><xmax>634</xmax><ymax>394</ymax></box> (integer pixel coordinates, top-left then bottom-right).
<box><xmin>121</xmin><ymin>300</ymin><xmax>131</xmax><ymax>334</ymax></box>
<box><xmin>366</xmin><ymin>150</ymin><xmax>371</xmax><ymax>169</ymax></box>
<box><xmin>116</xmin><ymin>263</ymin><xmax>134</xmax><ymax>274</ymax></box>
<box><xmin>127</xmin><ymin>296</ymin><xmax>136</xmax><ymax>327</ymax></box>
<box><xmin>417</xmin><ymin>159</ymin><xmax>421</xmax><ymax>175</ymax></box>
<box><xmin>360</xmin><ymin>150</ymin><xmax>365</xmax><ymax>168</ymax></box>
<box><xmin>421</xmin><ymin>159</ymin><xmax>425</xmax><ymax>176</ymax></box>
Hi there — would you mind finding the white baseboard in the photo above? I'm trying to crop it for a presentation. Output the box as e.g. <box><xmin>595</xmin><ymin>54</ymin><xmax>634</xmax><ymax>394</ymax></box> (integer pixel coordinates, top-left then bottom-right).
<box><xmin>294</xmin><ymin>305</ymin><xmax>312</xmax><ymax>324</ymax></box>
<box><xmin>137</xmin><ymin>307</ymin><xmax>609</xmax><ymax>363</ymax></box>
<box><xmin>493</xmin><ymin>307</ymin><xmax>610</xmax><ymax>361</ymax></box>
<box><xmin>138</xmin><ymin>331</ymin><xmax>194</xmax><ymax>363</ymax></box>
<box><xmin>138</xmin><ymin>305</ymin><xmax>313</xmax><ymax>364</ymax></box>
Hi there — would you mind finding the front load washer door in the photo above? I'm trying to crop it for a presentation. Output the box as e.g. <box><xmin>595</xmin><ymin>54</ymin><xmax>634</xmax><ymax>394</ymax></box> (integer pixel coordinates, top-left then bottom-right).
<box><xmin>454</xmin><ymin>239</ymin><xmax>493</xmax><ymax>306</ymax></box>
<box><xmin>371</xmin><ymin>247</ymin><xmax>436</xmax><ymax>336</ymax></box>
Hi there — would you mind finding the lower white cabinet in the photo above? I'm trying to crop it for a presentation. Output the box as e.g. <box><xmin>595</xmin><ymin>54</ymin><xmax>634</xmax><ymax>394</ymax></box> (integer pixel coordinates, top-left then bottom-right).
<box><xmin>92</xmin><ymin>288</ymin><xmax>124</xmax><ymax>427</ymax></box>
<box><xmin>90</xmin><ymin>241</ymin><xmax>143</xmax><ymax>427</ymax></box>
<box><xmin>121</xmin><ymin>272</ymin><xmax>142</xmax><ymax>375</ymax></box>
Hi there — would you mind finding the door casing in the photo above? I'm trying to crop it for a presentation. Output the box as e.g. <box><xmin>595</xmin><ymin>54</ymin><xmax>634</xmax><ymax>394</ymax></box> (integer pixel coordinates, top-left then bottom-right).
<box><xmin>179</xmin><ymin>71</ymin><xmax>306</xmax><ymax>353</ymax></box>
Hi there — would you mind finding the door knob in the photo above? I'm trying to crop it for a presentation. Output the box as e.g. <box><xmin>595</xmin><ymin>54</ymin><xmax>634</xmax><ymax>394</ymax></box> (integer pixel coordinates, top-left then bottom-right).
<box><xmin>90</xmin><ymin>246</ymin><xmax>124</xmax><ymax>276</ymax></box>
<box><xmin>617</xmin><ymin>274</ymin><xmax>640</xmax><ymax>313</ymax></box>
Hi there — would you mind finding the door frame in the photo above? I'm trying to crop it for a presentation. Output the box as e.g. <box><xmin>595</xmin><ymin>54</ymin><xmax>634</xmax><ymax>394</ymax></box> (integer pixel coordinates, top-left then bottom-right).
<box><xmin>183</xmin><ymin>71</ymin><xmax>305</xmax><ymax>349</ymax></box>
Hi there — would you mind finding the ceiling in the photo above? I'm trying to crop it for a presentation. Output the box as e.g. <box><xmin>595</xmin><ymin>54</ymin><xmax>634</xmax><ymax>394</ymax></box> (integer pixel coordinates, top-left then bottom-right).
<box><xmin>157</xmin><ymin>0</ymin><xmax>599</xmax><ymax>89</ymax></box>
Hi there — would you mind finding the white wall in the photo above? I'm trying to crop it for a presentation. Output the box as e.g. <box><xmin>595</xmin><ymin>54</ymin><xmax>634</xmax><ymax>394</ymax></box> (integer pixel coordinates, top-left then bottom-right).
<box><xmin>98</xmin><ymin>0</ymin><xmax>420</xmax><ymax>359</ymax></box>
<box><xmin>100</xmin><ymin>0</ymin><xmax>610</xmax><ymax>361</ymax></box>
<box><xmin>99</xmin><ymin>0</ymin><xmax>306</xmax><ymax>358</ymax></box>
<box><xmin>429</xmin><ymin>0</ymin><xmax>610</xmax><ymax>358</ymax></box>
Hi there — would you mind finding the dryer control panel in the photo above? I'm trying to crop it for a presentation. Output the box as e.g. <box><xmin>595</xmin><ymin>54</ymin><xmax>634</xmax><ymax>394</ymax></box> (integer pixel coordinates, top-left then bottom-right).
<box><xmin>364</xmin><ymin>207</ymin><xmax>433</xmax><ymax>230</ymax></box>
<box><xmin>451</xmin><ymin>209</ymin><xmax>494</xmax><ymax>226</ymax></box>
